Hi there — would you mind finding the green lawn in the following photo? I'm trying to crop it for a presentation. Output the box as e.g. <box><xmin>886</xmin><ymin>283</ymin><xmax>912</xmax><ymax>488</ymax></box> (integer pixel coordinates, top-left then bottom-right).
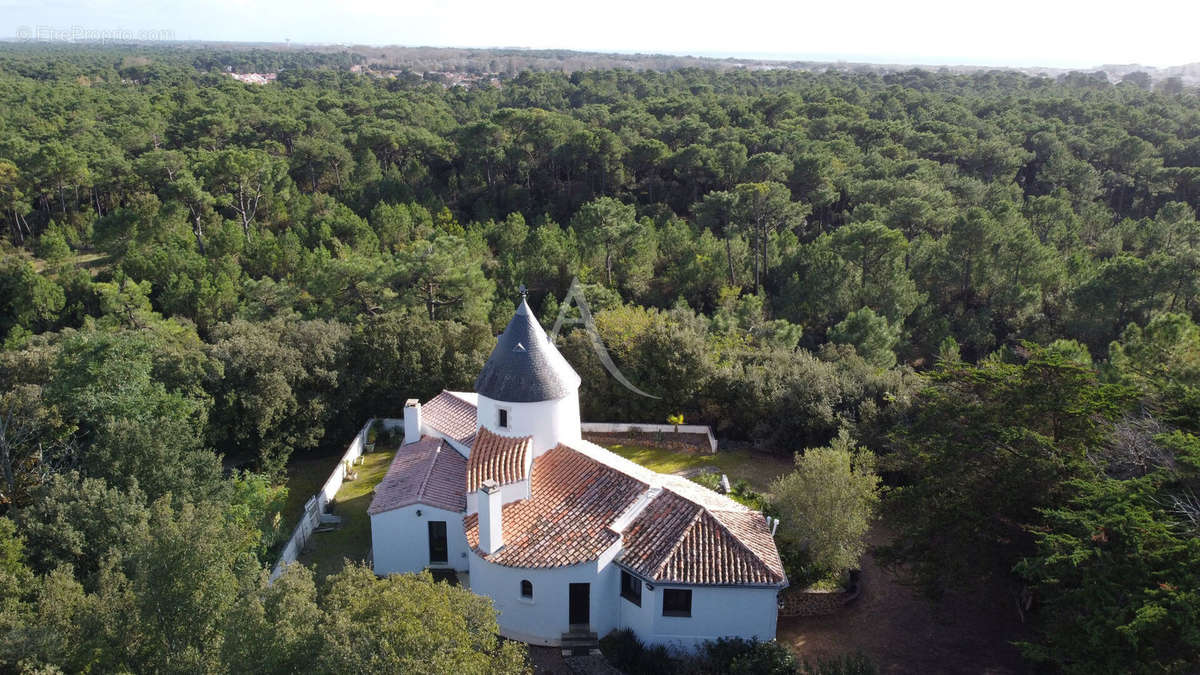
<box><xmin>605</xmin><ymin>444</ymin><xmax>794</xmax><ymax>496</ymax></box>
<box><xmin>279</xmin><ymin>453</ymin><xmax>341</xmax><ymax>537</ymax></box>
<box><xmin>298</xmin><ymin>446</ymin><xmax>397</xmax><ymax>582</ymax></box>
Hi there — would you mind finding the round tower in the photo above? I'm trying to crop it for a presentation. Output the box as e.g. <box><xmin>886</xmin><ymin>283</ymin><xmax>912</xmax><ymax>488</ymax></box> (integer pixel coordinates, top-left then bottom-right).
<box><xmin>474</xmin><ymin>295</ymin><xmax>582</xmax><ymax>456</ymax></box>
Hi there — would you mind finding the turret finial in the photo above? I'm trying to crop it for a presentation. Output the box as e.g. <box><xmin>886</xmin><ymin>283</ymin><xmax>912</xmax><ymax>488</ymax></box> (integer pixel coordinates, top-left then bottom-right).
<box><xmin>518</xmin><ymin>283</ymin><xmax>528</xmax><ymax>298</ymax></box>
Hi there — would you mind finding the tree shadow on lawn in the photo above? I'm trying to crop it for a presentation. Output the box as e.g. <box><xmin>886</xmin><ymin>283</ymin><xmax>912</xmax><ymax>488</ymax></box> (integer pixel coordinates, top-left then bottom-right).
<box><xmin>297</xmin><ymin>448</ymin><xmax>397</xmax><ymax>582</ymax></box>
<box><xmin>301</xmin><ymin>491</ymin><xmax>376</xmax><ymax>580</ymax></box>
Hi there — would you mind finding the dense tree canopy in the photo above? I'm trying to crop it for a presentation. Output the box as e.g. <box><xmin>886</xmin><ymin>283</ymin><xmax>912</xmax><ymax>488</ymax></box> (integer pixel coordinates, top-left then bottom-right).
<box><xmin>0</xmin><ymin>43</ymin><xmax>1199</xmax><ymax>672</ymax></box>
<box><xmin>771</xmin><ymin>431</ymin><xmax>881</xmax><ymax>582</ymax></box>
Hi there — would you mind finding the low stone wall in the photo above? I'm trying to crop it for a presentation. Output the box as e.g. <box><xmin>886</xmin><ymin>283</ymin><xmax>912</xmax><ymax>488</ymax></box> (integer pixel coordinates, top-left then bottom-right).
<box><xmin>777</xmin><ymin>573</ymin><xmax>861</xmax><ymax>618</ymax></box>
<box><xmin>583</xmin><ymin>430</ymin><xmax>713</xmax><ymax>454</ymax></box>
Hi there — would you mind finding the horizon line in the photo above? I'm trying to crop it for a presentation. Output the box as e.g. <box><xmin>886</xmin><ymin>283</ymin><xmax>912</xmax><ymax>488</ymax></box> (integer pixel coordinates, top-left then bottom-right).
<box><xmin>1</xmin><ymin>37</ymin><xmax>1191</xmax><ymax>73</ymax></box>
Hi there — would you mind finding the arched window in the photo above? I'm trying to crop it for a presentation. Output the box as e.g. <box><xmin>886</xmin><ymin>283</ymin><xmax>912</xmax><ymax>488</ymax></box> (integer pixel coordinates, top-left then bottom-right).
<box><xmin>520</xmin><ymin>579</ymin><xmax>533</xmax><ymax>599</ymax></box>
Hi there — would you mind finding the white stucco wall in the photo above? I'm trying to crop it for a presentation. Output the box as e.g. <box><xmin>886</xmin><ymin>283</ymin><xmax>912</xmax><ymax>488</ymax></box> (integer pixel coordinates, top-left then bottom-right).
<box><xmin>615</xmin><ymin>569</ymin><xmax>656</xmax><ymax>639</ymax></box>
<box><xmin>580</xmin><ymin>422</ymin><xmax>719</xmax><ymax>452</ymax></box>
<box><xmin>466</xmin><ymin>479</ymin><xmax>530</xmax><ymax>515</ymax></box>
<box><xmin>370</xmin><ymin>504</ymin><xmax>469</xmax><ymax>575</ymax></box>
<box><xmin>467</xmin><ymin>550</ymin><xmax>619</xmax><ymax>645</ymax></box>
<box><xmin>476</xmin><ymin>393</ymin><xmax>581</xmax><ymax>456</ymax></box>
<box><xmin>466</xmin><ymin>543</ymin><xmax>780</xmax><ymax>648</ymax></box>
<box><xmin>643</xmin><ymin>585</ymin><xmax>780</xmax><ymax>649</ymax></box>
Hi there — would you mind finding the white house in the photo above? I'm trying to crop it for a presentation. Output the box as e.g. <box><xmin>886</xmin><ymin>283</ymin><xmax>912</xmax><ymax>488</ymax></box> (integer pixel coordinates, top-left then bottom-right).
<box><xmin>368</xmin><ymin>295</ymin><xmax>787</xmax><ymax>651</ymax></box>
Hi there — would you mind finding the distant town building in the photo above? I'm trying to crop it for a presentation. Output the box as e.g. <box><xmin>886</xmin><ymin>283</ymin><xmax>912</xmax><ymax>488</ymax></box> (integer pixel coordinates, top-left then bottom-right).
<box><xmin>227</xmin><ymin>72</ymin><xmax>277</xmax><ymax>85</ymax></box>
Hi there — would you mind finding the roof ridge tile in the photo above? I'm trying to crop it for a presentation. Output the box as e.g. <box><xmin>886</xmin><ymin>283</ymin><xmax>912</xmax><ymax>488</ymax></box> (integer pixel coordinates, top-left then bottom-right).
<box><xmin>415</xmin><ymin>441</ymin><xmax>442</xmax><ymax>500</ymax></box>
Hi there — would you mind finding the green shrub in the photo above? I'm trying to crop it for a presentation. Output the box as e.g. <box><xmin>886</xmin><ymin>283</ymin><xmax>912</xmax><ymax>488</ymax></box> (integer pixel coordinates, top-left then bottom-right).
<box><xmin>728</xmin><ymin>478</ymin><xmax>768</xmax><ymax>510</ymax></box>
<box><xmin>600</xmin><ymin>629</ymin><xmax>650</xmax><ymax>673</ymax></box>
<box><xmin>34</xmin><ymin>227</ymin><xmax>71</xmax><ymax>262</ymax></box>
<box><xmin>599</xmin><ymin>629</ymin><xmax>675</xmax><ymax>674</ymax></box>
<box><xmin>702</xmin><ymin>637</ymin><xmax>798</xmax><ymax>674</ymax></box>
<box><xmin>770</xmin><ymin>431</ymin><xmax>880</xmax><ymax>579</ymax></box>
<box><xmin>688</xmin><ymin>473</ymin><xmax>769</xmax><ymax>510</ymax></box>
<box><xmin>800</xmin><ymin>652</ymin><xmax>878</xmax><ymax>675</ymax></box>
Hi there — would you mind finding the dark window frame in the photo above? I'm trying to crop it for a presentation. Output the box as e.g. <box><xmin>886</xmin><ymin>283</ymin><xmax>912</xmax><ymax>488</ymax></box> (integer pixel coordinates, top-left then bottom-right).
<box><xmin>520</xmin><ymin>579</ymin><xmax>533</xmax><ymax>599</ymax></box>
<box><xmin>498</xmin><ymin>408</ymin><xmax>509</xmax><ymax>428</ymax></box>
<box><xmin>662</xmin><ymin>588</ymin><xmax>692</xmax><ymax>617</ymax></box>
<box><xmin>620</xmin><ymin>570</ymin><xmax>642</xmax><ymax>607</ymax></box>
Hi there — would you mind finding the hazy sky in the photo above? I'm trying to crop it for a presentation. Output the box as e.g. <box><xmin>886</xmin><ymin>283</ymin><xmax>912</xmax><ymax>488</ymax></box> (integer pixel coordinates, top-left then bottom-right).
<box><xmin>2</xmin><ymin>0</ymin><xmax>1197</xmax><ymax>69</ymax></box>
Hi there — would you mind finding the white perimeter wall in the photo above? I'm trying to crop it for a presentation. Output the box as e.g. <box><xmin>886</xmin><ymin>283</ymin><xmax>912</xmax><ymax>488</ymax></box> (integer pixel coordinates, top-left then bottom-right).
<box><xmin>272</xmin><ymin>418</ymin><xmax>400</xmax><ymax>581</ymax></box>
<box><xmin>371</xmin><ymin>504</ymin><xmax>469</xmax><ymax>575</ymax></box>
<box><xmin>476</xmin><ymin>393</ymin><xmax>581</xmax><ymax>456</ymax></box>
<box><xmin>467</xmin><ymin>550</ymin><xmax>619</xmax><ymax>645</ymax></box>
<box><xmin>580</xmin><ymin>422</ymin><xmax>718</xmax><ymax>453</ymax></box>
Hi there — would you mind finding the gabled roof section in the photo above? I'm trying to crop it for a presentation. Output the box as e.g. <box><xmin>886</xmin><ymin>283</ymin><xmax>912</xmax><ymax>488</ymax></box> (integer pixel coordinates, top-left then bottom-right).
<box><xmin>708</xmin><ymin>509</ymin><xmax>788</xmax><ymax>584</ymax></box>
<box><xmin>620</xmin><ymin>489</ymin><xmax>786</xmax><ymax>586</ymax></box>
<box><xmin>422</xmin><ymin>391</ymin><xmax>478</xmax><ymax>447</ymax></box>
<box><xmin>458</xmin><ymin>439</ymin><xmax>784</xmax><ymax>586</ymax></box>
<box><xmin>368</xmin><ymin>436</ymin><xmax>467</xmax><ymax>515</ymax></box>
<box><xmin>474</xmin><ymin>299</ymin><xmax>581</xmax><ymax>403</ymax></box>
<box><xmin>465</xmin><ymin>445</ymin><xmax>647</xmax><ymax>568</ymax></box>
<box><xmin>467</xmin><ymin>426</ymin><xmax>533</xmax><ymax>492</ymax></box>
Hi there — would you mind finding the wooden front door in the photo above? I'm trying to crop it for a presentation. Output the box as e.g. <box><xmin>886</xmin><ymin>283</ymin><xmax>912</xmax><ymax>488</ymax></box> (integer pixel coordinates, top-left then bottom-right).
<box><xmin>428</xmin><ymin>521</ymin><xmax>448</xmax><ymax>565</ymax></box>
<box><xmin>568</xmin><ymin>583</ymin><xmax>590</xmax><ymax>627</ymax></box>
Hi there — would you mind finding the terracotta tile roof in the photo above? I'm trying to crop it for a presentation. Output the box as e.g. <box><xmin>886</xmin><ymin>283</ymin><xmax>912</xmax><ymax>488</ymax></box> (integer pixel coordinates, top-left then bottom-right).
<box><xmin>466</xmin><ymin>427</ymin><xmax>532</xmax><ymax>492</ymax></box>
<box><xmin>465</xmin><ymin>445</ymin><xmax>648</xmax><ymax>568</ymax></box>
<box><xmin>422</xmin><ymin>391</ymin><xmax>478</xmax><ymax>447</ymax></box>
<box><xmin>462</xmin><ymin>439</ymin><xmax>785</xmax><ymax>585</ymax></box>
<box><xmin>620</xmin><ymin>489</ymin><xmax>786</xmax><ymax>586</ymax></box>
<box><xmin>566</xmin><ymin>439</ymin><xmax>752</xmax><ymax>512</ymax></box>
<box><xmin>709</xmin><ymin>509</ymin><xmax>787</xmax><ymax>583</ymax></box>
<box><xmin>368</xmin><ymin>436</ymin><xmax>467</xmax><ymax>515</ymax></box>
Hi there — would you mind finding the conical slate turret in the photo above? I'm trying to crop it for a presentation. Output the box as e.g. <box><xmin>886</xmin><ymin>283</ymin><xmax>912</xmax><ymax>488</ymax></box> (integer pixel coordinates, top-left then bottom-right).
<box><xmin>474</xmin><ymin>298</ymin><xmax>581</xmax><ymax>402</ymax></box>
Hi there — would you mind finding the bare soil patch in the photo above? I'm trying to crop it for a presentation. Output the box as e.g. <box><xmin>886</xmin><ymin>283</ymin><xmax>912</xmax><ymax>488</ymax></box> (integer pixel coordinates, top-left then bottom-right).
<box><xmin>779</xmin><ymin>525</ymin><xmax>1030</xmax><ymax>674</ymax></box>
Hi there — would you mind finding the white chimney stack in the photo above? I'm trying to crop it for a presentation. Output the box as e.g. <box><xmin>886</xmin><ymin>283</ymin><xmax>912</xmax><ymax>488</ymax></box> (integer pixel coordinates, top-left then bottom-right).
<box><xmin>478</xmin><ymin>479</ymin><xmax>504</xmax><ymax>554</ymax></box>
<box><xmin>403</xmin><ymin>399</ymin><xmax>421</xmax><ymax>445</ymax></box>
